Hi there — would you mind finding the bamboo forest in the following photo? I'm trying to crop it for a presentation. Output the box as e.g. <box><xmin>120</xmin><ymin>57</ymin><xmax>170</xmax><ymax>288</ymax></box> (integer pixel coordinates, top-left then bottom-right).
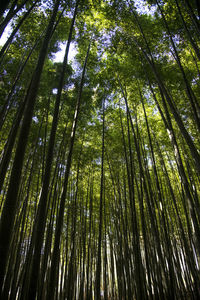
<box><xmin>0</xmin><ymin>0</ymin><xmax>200</xmax><ymax>299</ymax></box>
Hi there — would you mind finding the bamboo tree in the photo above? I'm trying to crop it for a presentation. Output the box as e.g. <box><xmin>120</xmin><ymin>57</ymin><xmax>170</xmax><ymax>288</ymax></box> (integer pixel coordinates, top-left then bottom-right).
<box><xmin>0</xmin><ymin>0</ymin><xmax>39</xmax><ymax>61</ymax></box>
<box><xmin>46</xmin><ymin>39</ymin><xmax>91</xmax><ymax>300</ymax></box>
<box><xmin>25</xmin><ymin>3</ymin><xmax>79</xmax><ymax>298</ymax></box>
<box><xmin>0</xmin><ymin>0</ymin><xmax>60</xmax><ymax>292</ymax></box>
<box><xmin>155</xmin><ymin>0</ymin><xmax>200</xmax><ymax>131</ymax></box>
<box><xmin>126</xmin><ymin>4</ymin><xmax>200</xmax><ymax>172</ymax></box>
<box><xmin>0</xmin><ymin>0</ymin><xmax>29</xmax><ymax>35</ymax></box>
<box><xmin>95</xmin><ymin>98</ymin><xmax>105</xmax><ymax>300</ymax></box>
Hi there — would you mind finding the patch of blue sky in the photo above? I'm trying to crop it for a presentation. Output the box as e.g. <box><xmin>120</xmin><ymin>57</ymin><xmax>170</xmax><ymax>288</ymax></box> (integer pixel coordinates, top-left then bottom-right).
<box><xmin>0</xmin><ymin>23</ymin><xmax>11</xmax><ymax>46</ymax></box>
<box><xmin>53</xmin><ymin>41</ymin><xmax>77</xmax><ymax>63</ymax></box>
<box><xmin>134</xmin><ymin>0</ymin><xmax>157</xmax><ymax>16</ymax></box>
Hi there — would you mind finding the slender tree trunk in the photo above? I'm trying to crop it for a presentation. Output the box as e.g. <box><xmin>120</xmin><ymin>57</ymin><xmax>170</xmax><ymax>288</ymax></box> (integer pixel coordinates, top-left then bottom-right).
<box><xmin>156</xmin><ymin>0</ymin><xmax>200</xmax><ymax>131</ymax></box>
<box><xmin>0</xmin><ymin>0</ymin><xmax>29</xmax><ymax>36</ymax></box>
<box><xmin>95</xmin><ymin>98</ymin><xmax>105</xmax><ymax>300</ymax></box>
<box><xmin>24</xmin><ymin>3</ymin><xmax>79</xmax><ymax>298</ymax></box>
<box><xmin>0</xmin><ymin>0</ymin><xmax>60</xmax><ymax>293</ymax></box>
<box><xmin>128</xmin><ymin>7</ymin><xmax>200</xmax><ymax>171</ymax></box>
<box><xmin>0</xmin><ymin>0</ymin><xmax>39</xmax><ymax>61</ymax></box>
<box><xmin>46</xmin><ymin>40</ymin><xmax>90</xmax><ymax>300</ymax></box>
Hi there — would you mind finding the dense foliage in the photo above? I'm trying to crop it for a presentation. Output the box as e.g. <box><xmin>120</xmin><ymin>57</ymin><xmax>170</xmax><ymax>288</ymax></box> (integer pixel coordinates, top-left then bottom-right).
<box><xmin>0</xmin><ymin>0</ymin><xmax>200</xmax><ymax>299</ymax></box>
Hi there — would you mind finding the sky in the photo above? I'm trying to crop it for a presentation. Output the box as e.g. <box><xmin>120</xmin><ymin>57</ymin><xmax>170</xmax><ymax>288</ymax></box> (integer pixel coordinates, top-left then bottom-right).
<box><xmin>0</xmin><ymin>25</ymin><xmax>10</xmax><ymax>46</ymax></box>
<box><xmin>53</xmin><ymin>42</ymin><xmax>77</xmax><ymax>62</ymax></box>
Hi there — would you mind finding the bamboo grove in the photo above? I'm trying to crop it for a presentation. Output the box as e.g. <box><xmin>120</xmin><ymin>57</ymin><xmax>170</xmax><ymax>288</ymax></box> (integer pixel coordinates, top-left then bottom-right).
<box><xmin>0</xmin><ymin>0</ymin><xmax>200</xmax><ymax>299</ymax></box>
